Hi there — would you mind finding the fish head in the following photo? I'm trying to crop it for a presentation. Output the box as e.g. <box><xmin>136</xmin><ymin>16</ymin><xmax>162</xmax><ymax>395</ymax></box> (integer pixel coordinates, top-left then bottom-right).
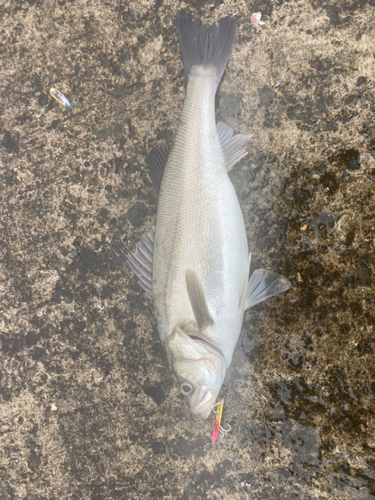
<box><xmin>167</xmin><ymin>324</ymin><xmax>227</xmax><ymax>419</ymax></box>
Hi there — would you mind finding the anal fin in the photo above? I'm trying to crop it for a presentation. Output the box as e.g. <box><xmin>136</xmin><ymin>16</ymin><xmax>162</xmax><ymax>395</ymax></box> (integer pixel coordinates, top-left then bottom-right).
<box><xmin>217</xmin><ymin>121</ymin><xmax>252</xmax><ymax>172</ymax></box>
<box><xmin>245</xmin><ymin>269</ymin><xmax>291</xmax><ymax>310</ymax></box>
<box><xmin>125</xmin><ymin>227</ymin><xmax>154</xmax><ymax>300</ymax></box>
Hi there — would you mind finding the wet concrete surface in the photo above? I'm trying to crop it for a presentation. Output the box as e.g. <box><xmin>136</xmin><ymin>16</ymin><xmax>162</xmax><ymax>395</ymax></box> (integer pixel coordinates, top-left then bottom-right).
<box><xmin>1</xmin><ymin>0</ymin><xmax>375</xmax><ymax>498</ymax></box>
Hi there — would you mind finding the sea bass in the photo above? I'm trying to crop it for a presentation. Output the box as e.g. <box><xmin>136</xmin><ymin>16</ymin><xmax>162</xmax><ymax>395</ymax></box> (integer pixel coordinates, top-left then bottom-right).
<box><xmin>126</xmin><ymin>13</ymin><xmax>291</xmax><ymax>419</ymax></box>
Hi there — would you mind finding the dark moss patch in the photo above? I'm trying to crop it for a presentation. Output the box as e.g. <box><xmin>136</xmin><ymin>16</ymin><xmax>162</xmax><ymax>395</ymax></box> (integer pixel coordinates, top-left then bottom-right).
<box><xmin>1</xmin><ymin>130</ymin><xmax>19</xmax><ymax>152</ymax></box>
<box><xmin>126</xmin><ymin>202</ymin><xmax>148</xmax><ymax>228</ymax></box>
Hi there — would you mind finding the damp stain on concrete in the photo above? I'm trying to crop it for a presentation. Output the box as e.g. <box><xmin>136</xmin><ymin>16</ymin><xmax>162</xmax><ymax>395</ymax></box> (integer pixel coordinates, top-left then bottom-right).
<box><xmin>1</xmin><ymin>0</ymin><xmax>375</xmax><ymax>499</ymax></box>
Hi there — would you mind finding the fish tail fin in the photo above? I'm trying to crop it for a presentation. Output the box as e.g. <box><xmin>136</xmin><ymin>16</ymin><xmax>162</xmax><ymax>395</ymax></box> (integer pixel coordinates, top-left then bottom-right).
<box><xmin>177</xmin><ymin>13</ymin><xmax>237</xmax><ymax>85</ymax></box>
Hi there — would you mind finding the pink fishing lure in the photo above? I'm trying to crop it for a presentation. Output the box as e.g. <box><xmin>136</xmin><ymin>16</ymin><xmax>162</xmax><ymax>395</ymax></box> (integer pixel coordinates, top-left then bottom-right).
<box><xmin>211</xmin><ymin>401</ymin><xmax>224</xmax><ymax>444</ymax></box>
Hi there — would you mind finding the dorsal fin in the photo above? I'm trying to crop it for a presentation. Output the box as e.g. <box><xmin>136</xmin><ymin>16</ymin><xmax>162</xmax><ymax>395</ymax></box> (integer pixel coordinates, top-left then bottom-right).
<box><xmin>185</xmin><ymin>269</ymin><xmax>214</xmax><ymax>333</ymax></box>
<box><xmin>124</xmin><ymin>227</ymin><xmax>155</xmax><ymax>300</ymax></box>
<box><xmin>146</xmin><ymin>142</ymin><xmax>172</xmax><ymax>198</ymax></box>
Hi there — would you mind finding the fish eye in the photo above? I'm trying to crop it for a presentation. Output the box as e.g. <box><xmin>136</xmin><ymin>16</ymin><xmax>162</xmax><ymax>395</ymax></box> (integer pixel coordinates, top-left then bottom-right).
<box><xmin>180</xmin><ymin>382</ymin><xmax>193</xmax><ymax>396</ymax></box>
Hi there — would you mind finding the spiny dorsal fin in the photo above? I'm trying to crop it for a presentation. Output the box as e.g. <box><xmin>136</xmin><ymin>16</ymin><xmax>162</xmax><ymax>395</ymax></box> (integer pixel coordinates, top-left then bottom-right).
<box><xmin>146</xmin><ymin>142</ymin><xmax>172</xmax><ymax>198</ymax></box>
<box><xmin>124</xmin><ymin>227</ymin><xmax>154</xmax><ymax>300</ymax></box>
<box><xmin>217</xmin><ymin>121</ymin><xmax>252</xmax><ymax>172</ymax></box>
<box><xmin>245</xmin><ymin>269</ymin><xmax>291</xmax><ymax>310</ymax></box>
<box><xmin>185</xmin><ymin>269</ymin><xmax>214</xmax><ymax>333</ymax></box>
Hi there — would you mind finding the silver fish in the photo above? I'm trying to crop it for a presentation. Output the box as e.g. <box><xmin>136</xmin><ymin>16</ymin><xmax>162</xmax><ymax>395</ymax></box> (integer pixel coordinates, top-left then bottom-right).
<box><xmin>126</xmin><ymin>13</ymin><xmax>291</xmax><ymax>419</ymax></box>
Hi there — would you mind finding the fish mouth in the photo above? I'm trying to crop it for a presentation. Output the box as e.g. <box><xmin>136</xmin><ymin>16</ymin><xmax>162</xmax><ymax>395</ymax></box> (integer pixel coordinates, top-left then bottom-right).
<box><xmin>193</xmin><ymin>386</ymin><xmax>214</xmax><ymax>419</ymax></box>
<box><xmin>196</xmin><ymin>386</ymin><xmax>213</xmax><ymax>408</ymax></box>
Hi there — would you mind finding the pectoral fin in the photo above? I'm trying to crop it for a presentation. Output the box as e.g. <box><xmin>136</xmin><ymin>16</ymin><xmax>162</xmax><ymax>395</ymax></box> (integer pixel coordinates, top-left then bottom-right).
<box><xmin>185</xmin><ymin>270</ymin><xmax>214</xmax><ymax>332</ymax></box>
<box><xmin>245</xmin><ymin>269</ymin><xmax>291</xmax><ymax>310</ymax></box>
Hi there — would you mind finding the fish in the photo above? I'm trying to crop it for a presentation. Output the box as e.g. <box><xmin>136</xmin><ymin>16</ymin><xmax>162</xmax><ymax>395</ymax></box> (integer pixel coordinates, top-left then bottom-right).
<box><xmin>126</xmin><ymin>13</ymin><xmax>291</xmax><ymax>419</ymax></box>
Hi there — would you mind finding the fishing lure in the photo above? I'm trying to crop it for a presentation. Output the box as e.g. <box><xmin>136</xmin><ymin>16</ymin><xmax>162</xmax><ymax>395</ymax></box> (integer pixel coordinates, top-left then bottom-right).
<box><xmin>211</xmin><ymin>400</ymin><xmax>224</xmax><ymax>444</ymax></box>
<box><xmin>211</xmin><ymin>400</ymin><xmax>231</xmax><ymax>444</ymax></box>
<box><xmin>204</xmin><ymin>401</ymin><xmax>232</xmax><ymax>451</ymax></box>
<box><xmin>49</xmin><ymin>88</ymin><xmax>73</xmax><ymax>109</ymax></box>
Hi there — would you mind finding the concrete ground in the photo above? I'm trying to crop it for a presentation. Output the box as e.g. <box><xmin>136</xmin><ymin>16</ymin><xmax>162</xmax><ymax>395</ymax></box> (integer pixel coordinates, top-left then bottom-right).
<box><xmin>1</xmin><ymin>0</ymin><xmax>375</xmax><ymax>498</ymax></box>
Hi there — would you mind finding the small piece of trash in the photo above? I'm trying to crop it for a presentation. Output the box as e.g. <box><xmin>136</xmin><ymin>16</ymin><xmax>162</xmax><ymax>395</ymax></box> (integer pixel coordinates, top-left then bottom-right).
<box><xmin>50</xmin><ymin>87</ymin><xmax>73</xmax><ymax>109</ymax></box>
<box><xmin>240</xmin><ymin>481</ymin><xmax>252</xmax><ymax>491</ymax></box>
<box><xmin>250</xmin><ymin>12</ymin><xmax>270</xmax><ymax>28</ymax></box>
<box><xmin>51</xmin><ymin>404</ymin><xmax>57</xmax><ymax>411</ymax></box>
